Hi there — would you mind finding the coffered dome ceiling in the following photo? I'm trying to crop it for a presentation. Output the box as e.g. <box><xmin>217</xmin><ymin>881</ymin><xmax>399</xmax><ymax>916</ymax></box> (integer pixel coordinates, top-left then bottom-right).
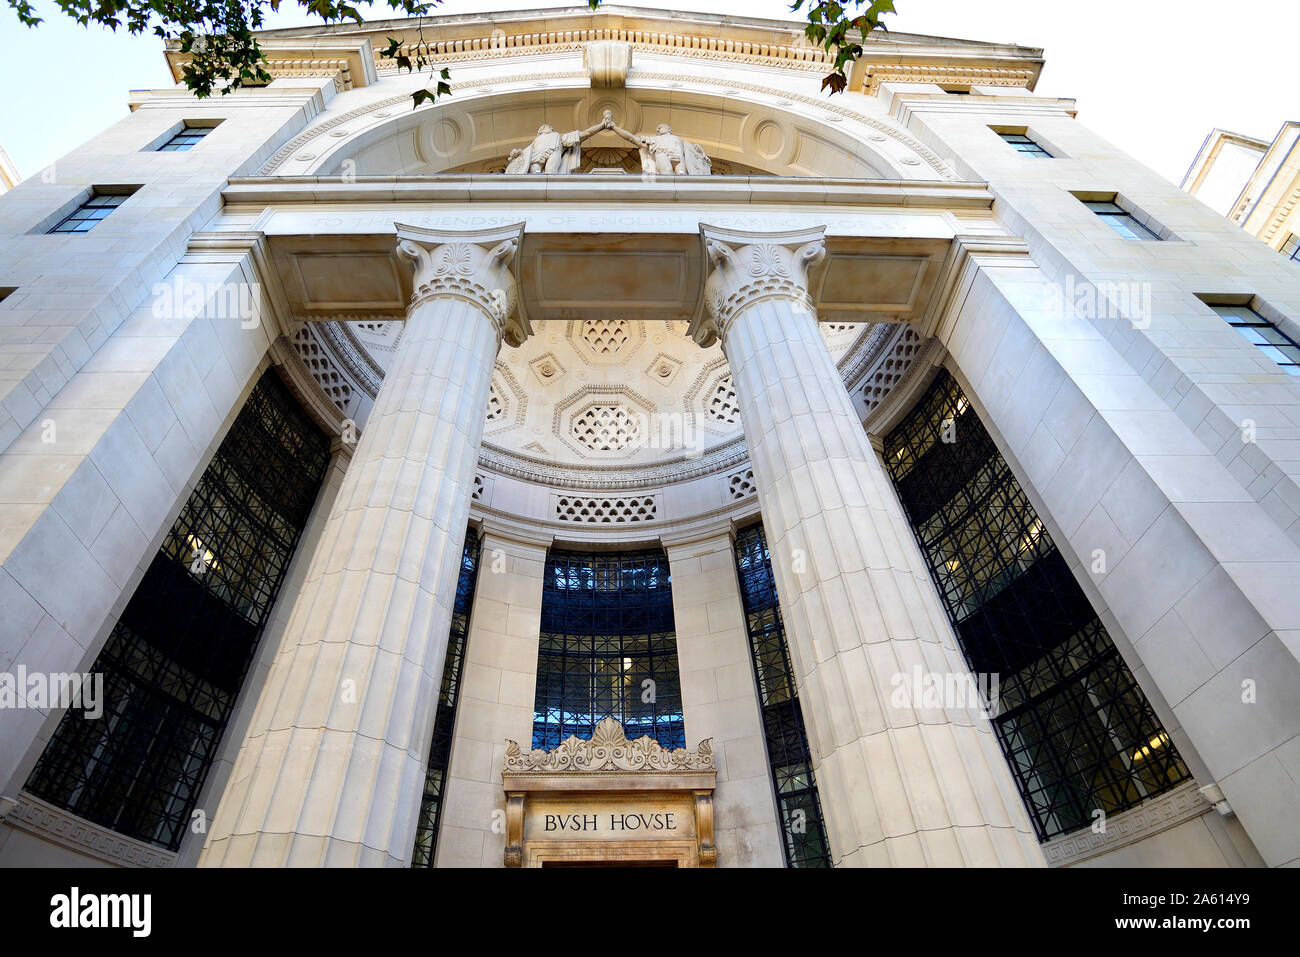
<box><xmin>287</xmin><ymin>315</ymin><xmax>906</xmax><ymax>485</ymax></box>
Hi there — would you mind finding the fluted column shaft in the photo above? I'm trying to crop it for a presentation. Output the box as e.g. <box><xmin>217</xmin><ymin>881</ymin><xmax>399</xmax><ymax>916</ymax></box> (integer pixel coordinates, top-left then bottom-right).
<box><xmin>691</xmin><ymin>226</ymin><xmax>1044</xmax><ymax>867</ymax></box>
<box><xmin>200</xmin><ymin>224</ymin><xmax>528</xmax><ymax>867</ymax></box>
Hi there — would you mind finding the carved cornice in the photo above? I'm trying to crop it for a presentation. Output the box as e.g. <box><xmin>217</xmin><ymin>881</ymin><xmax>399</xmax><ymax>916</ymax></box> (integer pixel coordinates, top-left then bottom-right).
<box><xmin>858</xmin><ymin>63</ymin><xmax>1038</xmax><ymax>95</ymax></box>
<box><xmin>394</xmin><ymin>222</ymin><xmax>531</xmax><ymax>347</ymax></box>
<box><xmin>166</xmin><ymin>37</ymin><xmax>378</xmax><ymax>92</ymax></box>
<box><xmin>692</xmin><ymin>224</ymin><xmax>827</xmax><ymax>347</ymax></box>
<box><xmin>315</xmin><ymin>320</ymin><xmax>385</xmax><ymax>395</ymax></box>
<box><xmin>836</xmin><ymin>321</ymin><xmax>895</xmax><ymax>388</ymax></box>
<box><xmin>371</xmin><ymin>28</ymin><xmax>833</xmax><ymax>77</ymax></box>
<box><xmin>476</xmin><ymin>435</ymin><xmax>750</xmax><ymax>490</ymax></box>
<box><xmin>504</xmin><ymin>717</ymin><xmax>715</xmax><ymax>774</ymax></box>
<box><xmin>4</xmin><ymin>792</ymin><xmax>178</xmax><ymax>868</ymax></box>
<box><xmin>1040</xmin><ymin>781</ymin><xmax>1214</xmax><ymax>867</ymax></box>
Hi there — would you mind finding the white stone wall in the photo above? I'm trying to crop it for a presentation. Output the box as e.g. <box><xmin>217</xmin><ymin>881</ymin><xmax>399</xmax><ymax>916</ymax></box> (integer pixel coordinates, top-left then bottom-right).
<box><xmin>870</xmin><ymin>84</ymin><xmax>1300</xmax><ymax>864</ymax></box>
<box><xmin>0</xmin><ymin>78</ymin><xmax>341</xmax><ymax>862</ymax></box>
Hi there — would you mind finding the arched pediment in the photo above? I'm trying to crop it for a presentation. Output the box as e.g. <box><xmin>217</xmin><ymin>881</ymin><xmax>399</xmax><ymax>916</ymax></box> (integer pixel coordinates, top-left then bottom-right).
<box><xmin>259</xmin><ymin>74</ymin><xmax>954</xmax><ymax>180</ymax></box>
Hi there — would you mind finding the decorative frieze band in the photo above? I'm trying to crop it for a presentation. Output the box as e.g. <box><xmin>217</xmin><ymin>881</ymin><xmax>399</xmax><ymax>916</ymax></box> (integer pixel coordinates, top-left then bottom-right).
<box><xmin>555</xmin><ymin>493</ymin><xmax>659</xmax><ymax>524</ymax></box>
<box><xmin>3</xmin><ymin>792</ymin><xmax>177</xmax><ymax>868</ymax></box>
<box><xmin>1040</xmin><ymin>781</ymin><xmax>1214</xmax><ymax>867</ymax></box>
<box><xmin>374</xmin><ymin>28</ymin><xmax>834</xmax><ymax>77</ymax></box>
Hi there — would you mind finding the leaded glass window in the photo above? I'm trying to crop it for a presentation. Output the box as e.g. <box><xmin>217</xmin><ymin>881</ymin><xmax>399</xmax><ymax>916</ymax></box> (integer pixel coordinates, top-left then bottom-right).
<box><xmin>734</xmin><ymin>523</ymin><xmax>832</xmax><ymax>867</ymax></box>
<box><xmin>411</xmin><ymin>531</ymin><xmax>481</xmax><ymax>868</ymax></box>
<box><xmin>883</xmin><ymin>369</ymin><xmax>1190</xmax><ymax>841</ymax></box>
<box><xmin>532</xmin><ymin>548</ymin><xmax>683</xmax><ymax>750</ymax></box>
<box><xmin>24</xmin><ymin>369</ymin><xmax>330</xmax><ymax>850</ymax></box>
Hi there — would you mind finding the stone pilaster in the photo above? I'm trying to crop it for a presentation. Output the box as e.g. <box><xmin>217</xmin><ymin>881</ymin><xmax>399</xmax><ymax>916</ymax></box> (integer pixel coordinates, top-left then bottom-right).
<box><xmin>664</xmin><ymin>529</ymin><xmax>784</xmax><ymax>867</ymax></box>
<box><xmin>435</xmin><ymin>523</ymin><xmax>550</xmax><ymax>867</ymax></box>
<box><xmin>688</xmin><ymin>225</ymin><xmax>1044</xmax><ymax>867</ymax></box>
<box><xmin>199</xmin><ymin>223</ymin><xmax>528</xmax><ymax>867</ymax></box>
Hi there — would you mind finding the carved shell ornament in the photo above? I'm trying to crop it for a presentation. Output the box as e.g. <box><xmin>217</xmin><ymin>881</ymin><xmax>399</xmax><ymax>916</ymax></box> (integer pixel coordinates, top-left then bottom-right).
<box><xmin>434</xmin><ymin>241</ymin><xmax>476</xmax><ymax>275</ymax></box>
<box><xmin>504</xmin><ymin>717</ymin><xmax>715</xmax><ymax>773</ymax></box>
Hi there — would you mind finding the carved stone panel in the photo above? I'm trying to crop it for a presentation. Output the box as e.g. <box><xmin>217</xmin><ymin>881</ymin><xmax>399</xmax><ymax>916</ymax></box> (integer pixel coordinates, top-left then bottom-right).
<box><xmin>502</xmin><ymin>718</ymin><xmax>717</xmax><ymax>867</ymax></box>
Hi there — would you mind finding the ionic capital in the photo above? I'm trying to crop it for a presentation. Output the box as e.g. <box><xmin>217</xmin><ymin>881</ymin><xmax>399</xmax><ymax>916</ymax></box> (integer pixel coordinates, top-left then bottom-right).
<box><xmin>394</xmin><ymin>222</ymin><xmax>532</xmax><ymax>347</ymax></box>
<box><xmin>689</xmin><ymin>224</ymin><xmax>827</xmax><ymax>348</ymax></box>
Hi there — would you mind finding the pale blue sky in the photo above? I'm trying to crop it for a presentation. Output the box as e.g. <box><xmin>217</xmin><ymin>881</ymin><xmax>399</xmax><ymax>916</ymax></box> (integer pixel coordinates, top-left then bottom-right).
<box><xmin>1</xmin><ymin>0</ymin><xmax>1295</xmax><ymax>183</ymax></box>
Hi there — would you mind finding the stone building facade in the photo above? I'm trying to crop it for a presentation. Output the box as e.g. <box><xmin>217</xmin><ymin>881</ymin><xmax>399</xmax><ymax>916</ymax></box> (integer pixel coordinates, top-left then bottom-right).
<box><xmin>0</xmin><ymin>5</ymin><xmax>1296</xmax><ymax>869</ymax></box>
<box><xmin>1183</xmin><ymin>122</ymin><xmax>1300</xmax><ymax>262</ymax></box>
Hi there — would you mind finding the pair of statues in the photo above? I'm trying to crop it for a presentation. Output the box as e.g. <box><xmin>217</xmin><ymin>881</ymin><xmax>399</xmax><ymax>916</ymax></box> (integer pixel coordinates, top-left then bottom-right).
<box><xmin>506</xmin><ymin>109</ymin><xmax>711</xmax><ymax>176</ymax></box>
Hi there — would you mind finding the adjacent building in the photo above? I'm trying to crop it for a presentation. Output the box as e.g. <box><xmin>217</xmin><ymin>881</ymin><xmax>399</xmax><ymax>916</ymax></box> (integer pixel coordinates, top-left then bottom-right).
<box><xmin>1183</xmin><ymin>121</ymin><xmax>1300</xmax><ymax>261</ymax></box>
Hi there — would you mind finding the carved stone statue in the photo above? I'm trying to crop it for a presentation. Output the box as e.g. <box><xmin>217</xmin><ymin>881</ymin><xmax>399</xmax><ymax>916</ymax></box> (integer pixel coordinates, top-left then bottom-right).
<box><xmin>603</xmin><ymin>109</ymin><xmax>712</xmax><ymax>175</ymax></box>
<box><xmin>506</xmin><ymin>119</ymin><xmax>607</xmax><ymax>174</ymax></box>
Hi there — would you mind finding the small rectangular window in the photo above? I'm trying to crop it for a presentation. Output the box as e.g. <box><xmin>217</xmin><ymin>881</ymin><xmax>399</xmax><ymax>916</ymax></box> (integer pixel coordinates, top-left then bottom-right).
<box><xmin>940</xmin><ymin>85</ymin><xmax>972</xmax><ymax>94</ymax></box>
<box><xmin>1282</xmin><ymin>233</ymin><xmax>1299</xmax><ymax>262</ymax></box>
<box><xmin>998</xmin><ymin>131</ymin><xmax>1052</xmax><ymax>158</ymax></box>
<box><xmin>1082</xmin><ymin>200</ymin><xmax>1161</xmax><ymax>241</ymax></box>
<box><xmin>157</xmin><ymin>125</ymin><xmax>212</xmax><ymax>152</ymax></box>
<box><xmin>1210</xmin><ymin>303</ymin><xmax>1300</xmax><ymax>375</ymax></box>
<box><xmin>48</xmin><ymin>192</ymin><xmax>130</xmax><ymax>234</ymax></box>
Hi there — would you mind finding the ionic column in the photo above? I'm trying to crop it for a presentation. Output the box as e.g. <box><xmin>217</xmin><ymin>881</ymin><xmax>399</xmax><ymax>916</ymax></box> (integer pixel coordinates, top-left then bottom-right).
<box><xmin>689</xmin><ymin>225</ymin><xmax>1043</xmax><ymax>867</ymax></box>
<box><xmin>200</xmin><ymin>224</ymin><xmax>530</xmax><ymax>867</ymax></box>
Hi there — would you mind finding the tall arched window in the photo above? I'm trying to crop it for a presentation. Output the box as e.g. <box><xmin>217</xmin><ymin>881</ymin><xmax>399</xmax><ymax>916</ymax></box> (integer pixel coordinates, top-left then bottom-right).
<box><xmin>24</xmin><ymin>369</ymin><xmax>330</xmax><ymax>850</ymax></box>
<box><xmin>532</xmin><ymin>548</ymin><xmax>683</xmax><ymax>750</ymax></box>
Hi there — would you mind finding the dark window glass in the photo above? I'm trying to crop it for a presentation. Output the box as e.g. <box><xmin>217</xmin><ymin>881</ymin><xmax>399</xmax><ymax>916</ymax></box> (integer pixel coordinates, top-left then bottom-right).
<box><xmin>157</xmin><ymin>126</ymin><xmax>212</xmax><ymax>151</ymax></box>
<box><xmin>1212</xmin><ymin>303</ymin><xmax>1300</xmax><ymax>376</ymax></box>
<box><xmin>532</xmin><ymin>548</ymin><xmax>683</xmax><ymax>750</ymax></box>
<box><xmin>883</xmin><ymin>369</ymin><xmax>1190</xmax><ymax>841</ymax></box>
<box><xmin>733</xmin><ymin>523</ymin><xmax>832</xmax><ymax>868</ymax></box>
<box><xmin>998</xmin><ymin>131</ymin><xmax>1052</xmax><ymax>158</ymax></box>
<box><xmin>25</xmin><ymin>369</ymin><xmax>330</xmax><ymax>850</ymax></box>
<box><xmin>48</xmin><ymin>192</ymin><xmax>128</xmax><ymax>233</ymax></box>
<box><xmin>1082</xmin><ymin>200</ymin><xmax>1161</xmax><ymax>241</ymax></box>
<box><xmin>411</xmin><ymin>531</ymin><xmax>481</xmax><ymax>868</ymax></box>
